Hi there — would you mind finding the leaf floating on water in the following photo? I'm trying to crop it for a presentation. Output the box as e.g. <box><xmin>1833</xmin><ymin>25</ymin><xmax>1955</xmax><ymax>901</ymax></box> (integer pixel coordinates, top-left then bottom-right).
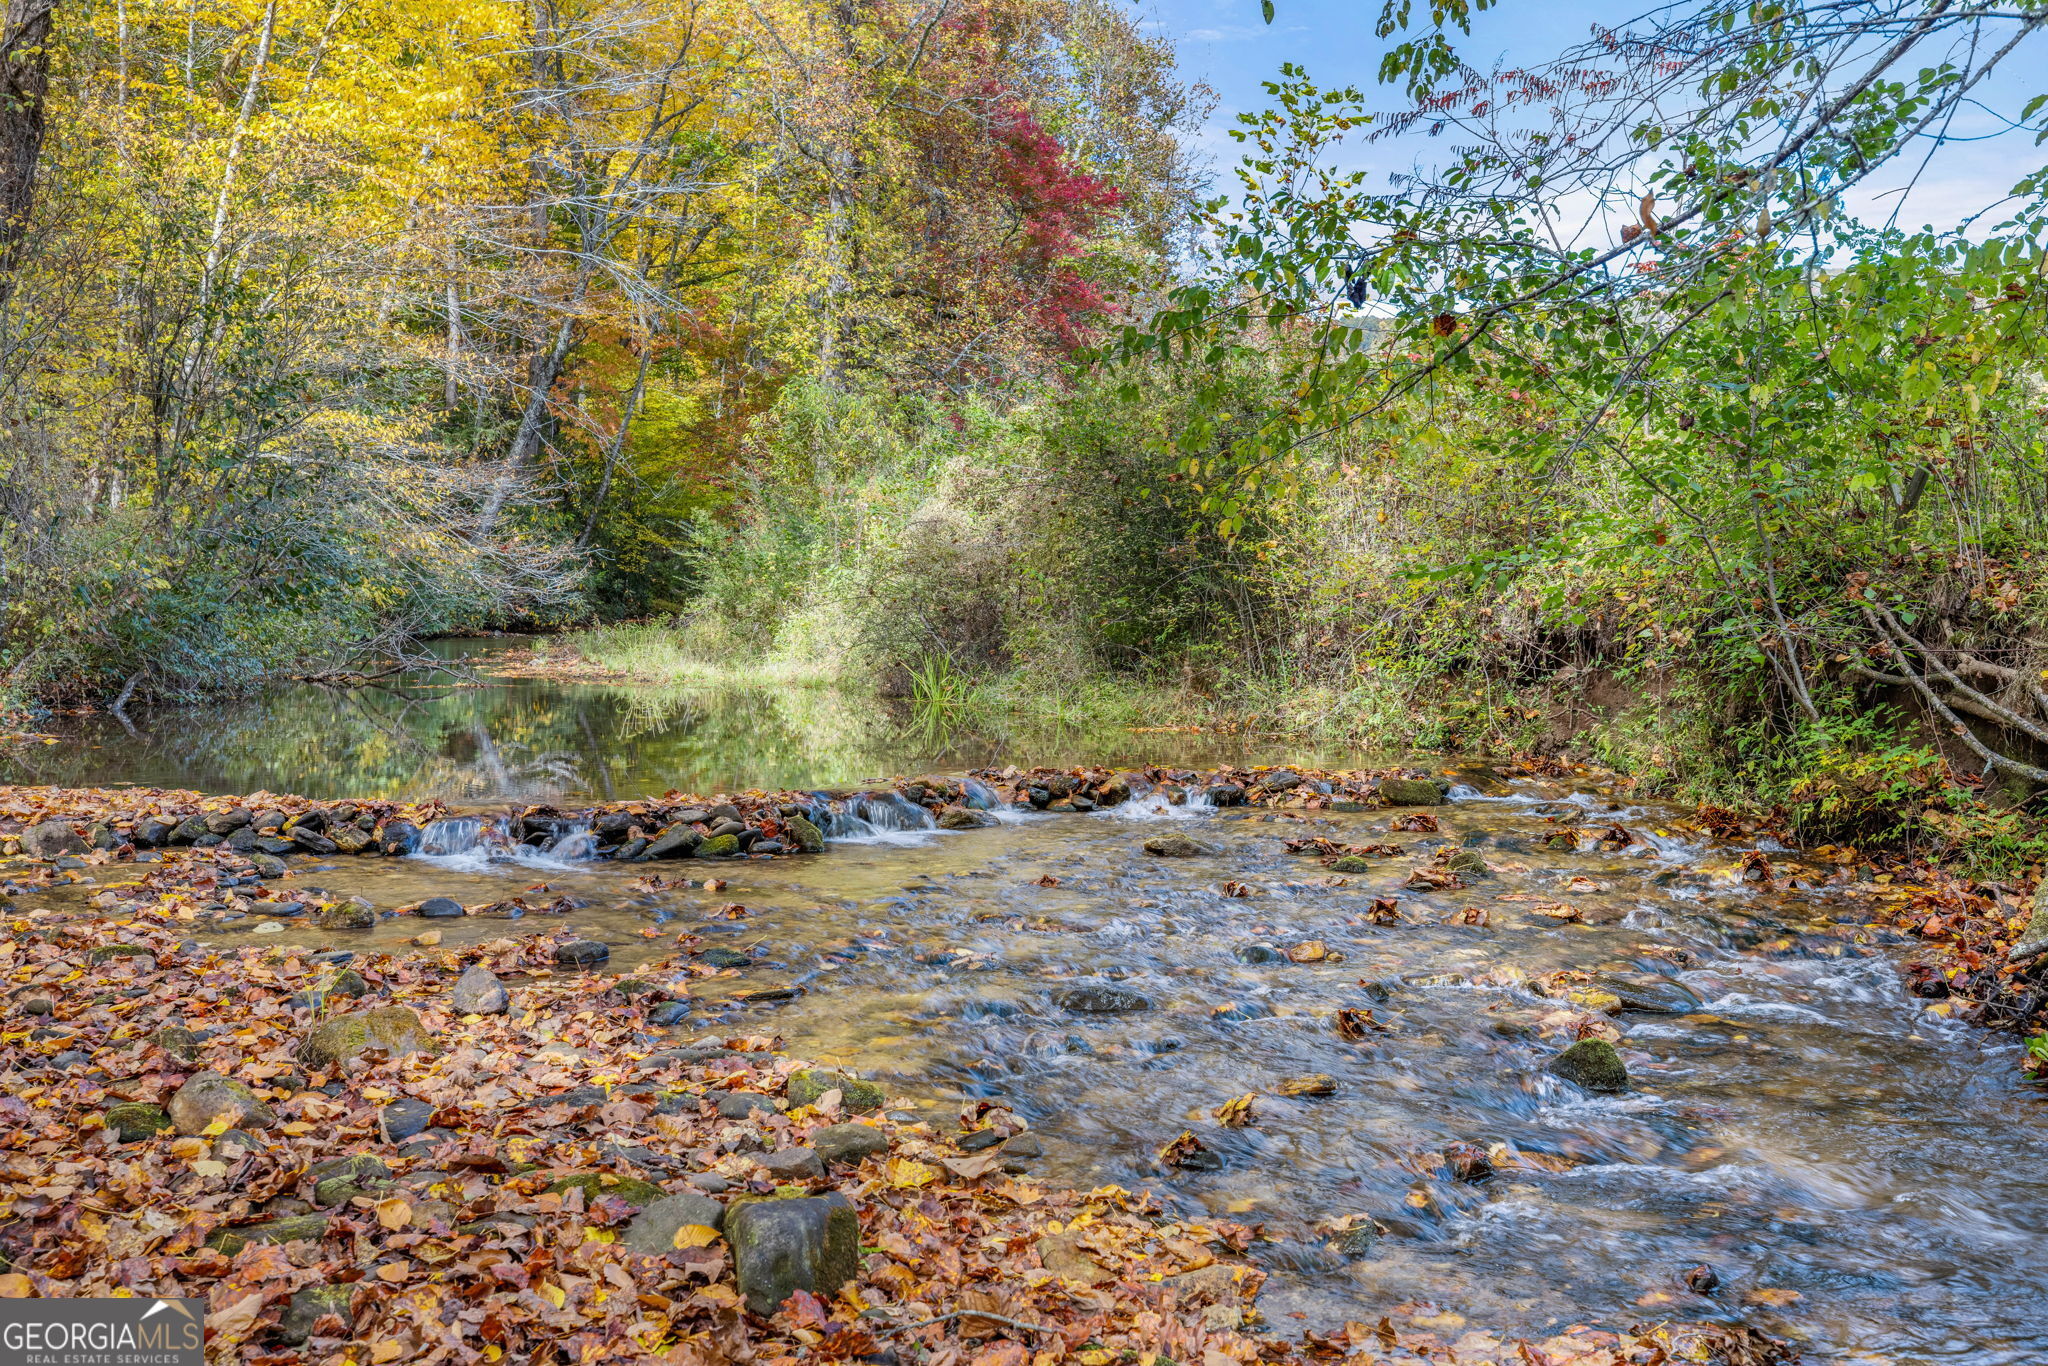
<box><xmin>1743</xmin><ymin>1287</ymin><xmax>1802</xmax><ymax>1307</ymax></box>
<box><xmin>1365</xmin><ymin>898</ymin><xmax>1402</xmax><ymax>925</ymax></box>
<box><xmin>1213</xmin><ymin>1093</ymin><xmax>1257</xmax><ymax>1127</ymax></box>
<box><xmin>1389</xmin><ymin>813</ymin><xmax>1439</xmax><ymax>833</ymax></box>
<box><xmin>1158</xmin><ymin>1129</ymin><xmax>1214</xmax><ymax>1168</ymax></box>
<box><xmin>1033</xmin><ymin>874</ymin><xmax>1061</xmax><ymax>887</ymax></box>
<box><xmin>1334</xmin><ymin>1008</ymin><xmax>1390</xmax><ymax>1041</ymax></box>
<box><xmin>1220</xmin><ymin>880</ymin><xmax>1255</xmax><ymax>898</ymax></box>
<box><xmin>1529</xmin><ymin>901</ymin><xmax>1585</xmax><ymax>922</ymax></box>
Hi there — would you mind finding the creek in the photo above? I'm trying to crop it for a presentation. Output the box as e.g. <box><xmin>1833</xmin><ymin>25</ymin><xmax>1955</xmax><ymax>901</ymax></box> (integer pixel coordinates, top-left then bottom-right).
<box><xmin>6</xmin><ymin>643</ymin><xmax>2044</xmax><ymax>1365</ymax></box>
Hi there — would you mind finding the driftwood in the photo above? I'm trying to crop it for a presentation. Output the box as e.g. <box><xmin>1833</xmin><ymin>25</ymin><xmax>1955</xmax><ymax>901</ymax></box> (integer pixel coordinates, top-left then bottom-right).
<box><xmin>1850</xmin><ymin>597</ymin><xmax>2048</xmax><ymax>784</ymax></box>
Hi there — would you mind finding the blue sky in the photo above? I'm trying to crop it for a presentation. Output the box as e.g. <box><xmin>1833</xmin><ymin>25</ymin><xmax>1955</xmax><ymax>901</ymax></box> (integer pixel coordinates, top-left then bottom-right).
<box><xmin>1142</xmin><ymin>0</ymin><xmax>2043</xmax><ymax>236</ymax></box>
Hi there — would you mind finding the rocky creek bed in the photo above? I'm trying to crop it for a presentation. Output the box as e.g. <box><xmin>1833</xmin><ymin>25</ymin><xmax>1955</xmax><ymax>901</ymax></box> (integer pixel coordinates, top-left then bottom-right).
<box><xmin>0</xmin><ymin>764</ymin><xmax>2042</xmax><ymax>1364</ymax></box>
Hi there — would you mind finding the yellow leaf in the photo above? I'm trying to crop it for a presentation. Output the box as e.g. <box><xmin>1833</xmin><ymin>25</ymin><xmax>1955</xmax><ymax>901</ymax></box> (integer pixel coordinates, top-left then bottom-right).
<box><xmin>190</xmin><ymin>1159</ymin><xmax>228</xmax><ymax>1179</ymax></box>
<box><xmin>671</xmin><ymin>1223</ymin><xmax>722</xmax><ymax>1249</ymax></box>
<box><xmin>537</xmin><ymin>1280</ymin><xmax>566</xmax><ymax>1309</ymax></box>
<box><xmin>372</xmin><ymin>1340</ymin><xmax>405</xmax><ymax>1362</ymax></box>
<box><xmin>280</xmin><ymin>1121</ymin><xmax>315</xmax><ymax>1135</ymax></box>
<box><xmin>886</xmin><ymin>1158</ymin><xmax>939</xmax><ymax>1189</ymax></box>
<box><xmin>375</xmin><ymin>1197</ymin><xmax>412</xmax><ymax>1230</ymax></box>
<box><xmin>0</xmin><ymin>1273</ymin><xmax>31</xmax><ymax>1297</ymax></box>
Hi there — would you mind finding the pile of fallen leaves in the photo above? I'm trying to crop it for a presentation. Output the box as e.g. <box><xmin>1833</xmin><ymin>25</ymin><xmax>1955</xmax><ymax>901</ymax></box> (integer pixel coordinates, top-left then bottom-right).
<box><xmin>972</xmin><ymin>767</ymin><xmax>1441</xmax><ymax>814</ymax></box>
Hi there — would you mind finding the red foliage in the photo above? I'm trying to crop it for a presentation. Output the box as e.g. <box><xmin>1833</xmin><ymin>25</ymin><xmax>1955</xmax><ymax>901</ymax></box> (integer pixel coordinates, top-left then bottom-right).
<box><xmin>989</xmin><ymin>100</ymin><xmax>1123</xmax><ymax>349</ymax></box>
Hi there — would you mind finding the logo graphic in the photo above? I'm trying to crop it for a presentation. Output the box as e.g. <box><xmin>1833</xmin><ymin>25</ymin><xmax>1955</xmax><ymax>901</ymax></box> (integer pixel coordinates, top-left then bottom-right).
<box><xmin>0</xmin><ymin>1297</ymin><xmax>204</xmax><ymax>1366</ymax></box>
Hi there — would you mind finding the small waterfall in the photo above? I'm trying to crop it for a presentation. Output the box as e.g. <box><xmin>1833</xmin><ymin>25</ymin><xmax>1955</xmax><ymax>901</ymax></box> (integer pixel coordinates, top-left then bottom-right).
<box><xmin>821</xmin><ymin>791</ymin><xmax>938</xmax><ymax>844</ymax></box>
<box><xmin>414</xmin><ymin>815</ymin><xmax>595</xmax><ymax>871</ymax></box>
<box><xmin>959</xmin><ymin>776</ymin><xmax>1001</xmax><ymax>810</ymax></box>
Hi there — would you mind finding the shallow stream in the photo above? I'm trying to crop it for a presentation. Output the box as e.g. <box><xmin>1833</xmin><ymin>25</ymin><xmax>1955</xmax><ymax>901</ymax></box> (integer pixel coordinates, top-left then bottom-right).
<box><xmin>7</xmin><ymin>649</ymin><xmax>2044</xmax><ymax>1365</ymax></box>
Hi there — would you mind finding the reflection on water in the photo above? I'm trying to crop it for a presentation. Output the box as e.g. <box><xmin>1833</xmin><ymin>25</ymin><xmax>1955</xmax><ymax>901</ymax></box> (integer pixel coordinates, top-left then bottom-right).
<box><xmin>0</xmin><ymin>639</ymin><xmax>1345</xmax><ymax>803</ymax></box>
<box><xmin>180</xmin><ymin>773</ymin><xmax>2047</xmax><ymax>1366</ymax></box>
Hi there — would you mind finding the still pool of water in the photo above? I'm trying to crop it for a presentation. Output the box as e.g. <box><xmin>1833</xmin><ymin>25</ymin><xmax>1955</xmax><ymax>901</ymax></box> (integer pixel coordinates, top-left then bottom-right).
<box><xmin>8</xmin><ymin>652</ymin><xmax>2046</xmax><ymax>1364</ymax></box>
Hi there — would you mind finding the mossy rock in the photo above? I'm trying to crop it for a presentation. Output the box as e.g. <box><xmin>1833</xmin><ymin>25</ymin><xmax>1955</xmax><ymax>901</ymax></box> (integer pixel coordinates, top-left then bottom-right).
<box><xmin>88</xmin><ymin>943</ymin><xmax>156</xmax><ymax>966</ymax></box>
<box><xmin>1329</xmin><ymin>856</ymin><xmax>1375</xmax><ymax>874</ymax></box>
<box><xmin>315</xmin><ymin>902</ymin><xmax>377</xmax><ymax>931</ymax></box>
<box><xmin>152</xmin><ymin>1024</ymin><xmax>202</xmax><ymax>1064</ymax></box>
<box><xmin>1544</xmin><ymin>1038</ymin><xmax>1629</xmax><ymax>1093</ymax></box>
<box><xmin>786</xmin><ymin>1068</ymin><xmax>884</xmax><ymax>1114</ymax></box>
<box><xmin>545</xmin><ymin>1172</ymin><xmax>666</xmax><ymax>1208</ymax></box>
<box><xmin>279</xmin><ymin>1285</ymin><xmax>355</xmax><ymax>1345</ymax></box>
<box><xmin>726</xmin><ymin>1190</ymin><xmax>860</xmax><ymax>1316</ymax></box>
<box><xmin>104</xmin><ymin>1102</ymin><xmax>172</xmax><ymax>1143</ymax></box>
<box><xmin>1142</xmin><ymin>833</ymin><xmax>1206</xmax><ymax>857</ymax></box>
<box><xmin>1378</xmin><ymin>778</ymin><xmax>1443</xmax><ymax>806</ymax></box>
<box><xmin>1444</xmin><ymin>849</ymin><xmax>1490</xmax><ymax>877</ymax></box>
<box><xmin>295</xmin><ymin>1006</ymin><xmax>433</xmax><ymax>1068</ymax></box>
<box><xmin>205</xmin><ymin>1214</ymin><xmax>332</xmax><ymax>1255</ymax></box>
<box><xmin>698</xmin><ymin>834</ymin><xmax>741</xmax><ymax>858</ymax></box>
<box><xmin>168</xmin><ymin>1071</ymin><xmax>275</xmax><ymax>1135</ymax></box>
<box><xmin>784</xmin><ymin>815</ymin><xmax>825</xmax><ymax>853</ymax></box>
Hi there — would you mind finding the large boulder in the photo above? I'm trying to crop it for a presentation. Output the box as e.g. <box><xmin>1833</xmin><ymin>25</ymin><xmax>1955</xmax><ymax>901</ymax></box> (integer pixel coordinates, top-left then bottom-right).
<box><xmin>622</xmin><ymin>1192</ymin><xmax>728</xmax><ymax>1255</ymax></box>
<box><xmin>168</xmin><ymin>1072</ymin><xmax>276</xmax><ymax>1136</ymax></box>
<box><xmin>727</xmin><ymin>1191</ymin><xmax>860</xmax><ymax>1315</ymax></box>
<box><xmin>1544</xmin><ymin>1039</ymin><xmax>1629</xmax><ymax>1093</ymax></box>
<box><xmin>295</xmin><ymin>1006</ymin><xmax>433</xmax><ymax>1068</ymax></box>
<box><xmin>20</xmin><ymin>820</ymin><xmax>87</xmax><ymax>859</ymax></box>
<box><xmin>784</xmin><ymin>815</ymin><xmax>825</xmax><ymax>853</ymax></box>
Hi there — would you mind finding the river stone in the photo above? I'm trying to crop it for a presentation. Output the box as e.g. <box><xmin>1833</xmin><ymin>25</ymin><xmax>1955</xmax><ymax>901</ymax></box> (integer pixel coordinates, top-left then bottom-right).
<box><xmin>153</xmin><ymin>1024</ymin><xmax>202</xmax><ymax>1064</ymax></box>
<box><xmin>1236</xmin><ymin>944</ymin><xmax>1286</xmax><ymax>964</ymax></box>
<box><xmin>698</xmin><ymin>834</ymin><xmax>741</xmax><ymax>858</ymax></box>
<box><xmin>204</xmin><ymin>809</ymin><xmax>252</xmax><ymax>836</ymax></box>
<box><xmin>1053</xmin><ymin>983</ymin><xmax>1151</xmax><ymax>1013</ymax></box>
<box><xmin>554</xmin><ymin>939</ymin><xmax>610</xmax><ymax>967</ymax></box>
<box><xmin>328</xmin><ymin>825</ymin><xmax>374</xmax><ymax>854</ymax></box>
<box><xmin>256</xmin><ymin>836</ymin><xmax>297</xmax><ymax>856</ymax></box>
<box><xmin>104</xmin><ymin>1102</ymin><xmax>173</xmax><ymax>1142</ymax></box>
<box><xmin>727</xmin><ymin>1191</ymin><xmax>860</xmax><ymax>1315</ymax></box>
<box><xmin>295</xmin><ymin>1006</ymin><xmax>433</xmax><ymax>1068</ymax></box>
<box><xmin>1597</xmin><ymin>973</ymin><xmax>1703</xmax><ymax>1014</ymax></box>
<box><xmin>380</xmin><ymin>1098</ymin><xmax>435</xmax><ymax>1141</ymax></box>
<box><xmin>812</xmin><ymin>1123</ymin><xmax>889</xmax><ymax>1165</ymax></box>
<box><xmin>1444</xmin><ymin>848</ymin><xmax>1490</xmax><ymax>877</ymax></box>
<box><xmin>646</xmin><ymin>823</ymin><xmax>701</xmax><ymax>859</ymax></box>
<box><xmin>168</xmin><ymin>1071</ymin><xmax>275</xmax><ymax>1135</ymax></box>
<box><xmin>1545</xmin><ymin>1039</ymin><xmax>1629</xmax><ymax>1092</ymax></box>
<box><xmin>279</xmin><ymin>1285</ymin><xmax>354</xmax><ymax>1345</ymax></box>
<box><xmin>291</xmin><ymin>828</ymin><xmax>339</xmax><ymax>855</ymax></box>
<box><xmin>378</xmin><ymin>820</ymin><xmax>421</xmax><ymax>855</ymax></box>
<box><xmin>1378</xmin><ymin>778</ymin><xmax>1444</xmax><ymax>806</ymax></box>
<box><xmin>786</xmin><ymin>1068</ymin><xmax>885</xmax><ymax>1114</ymax></box>
<box><xmin>785</xmin><ymin>815</ymin><xmax>825</xmax><ymax>853</ymax></box>
<box><xmin>314</xmin><ymin>900</ymin><xmax>375</xmax><ymax>931</ymax></box>
<box><xmin>246</xmin><ymin>852</ymin><xmax>288</xmax><ymax>878</ymax></box>
<box><xmin>759</xmin><ymin>1146</ymin><xmax>825</xmax><ymax>1180</ymax></box>
<box><xmin>937</xmin><ymin>808</ymin><xmax>990</xmax><ymax>830</ymax></box>
<box><xmin>545</xmin><ymin>1173</ymin><xmax>665</xmax><ymax>1208</ymax></box>
<box><xmin>451</xmin><ymin>964</ymin><xmax>510</xmax><ymax>1015</ymax></box>
<box><xmin>718</xmin><ymin>1091</ymin><xmax>779</xmax><ymax>1119</ymax></box>
<box><xmin>649</xmin><ymin>1000</ymin><xmax>692</xmax><ymax>1025</ymax></box>
<box><xmin>1142</xmin><ymin>832</ymin><xmax>1206</xmax><ymax>858</ymax></box>
<box><xmin>204</xmin><ymin>1214</ymin><xmax>332</xmax><ymax>1255</ymax></box>
<box><xmin>88</xmin><ymin>942</ymin><xmax>155</xmax><ymax>967</ymax></box>
<box><xmin>132</xmin><ymin>816</ymin><xmax>172</xmax><ymax>846</ymax></box>
<box><xmin>622</xmin><ymin>1192</ymin><xmax>727</xmax><ymax>1254</ymax></box>
<box><xmin>700</xmin><ymin>946</ymin><xmax>752</xmax><ymax>969</ymax></box>
<box><xmin>20</xmin><ymin>820</ymin><xmax>87</xmax><ymax>859</ymax></box>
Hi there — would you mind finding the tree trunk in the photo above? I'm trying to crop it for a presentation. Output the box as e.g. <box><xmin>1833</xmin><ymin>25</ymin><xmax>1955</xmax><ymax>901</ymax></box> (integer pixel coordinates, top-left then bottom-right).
<box><xmin>0</xmin><ymin>0</ymin><xmax>55</xmax><ymax>285</ymax></box>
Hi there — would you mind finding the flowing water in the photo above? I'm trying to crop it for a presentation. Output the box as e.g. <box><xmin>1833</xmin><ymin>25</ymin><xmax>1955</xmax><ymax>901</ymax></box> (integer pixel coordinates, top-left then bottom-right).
<box><xmin>7</xmin><ymin>648</ymin><xmax>2046</xmax><ymax>1364</ymax></box>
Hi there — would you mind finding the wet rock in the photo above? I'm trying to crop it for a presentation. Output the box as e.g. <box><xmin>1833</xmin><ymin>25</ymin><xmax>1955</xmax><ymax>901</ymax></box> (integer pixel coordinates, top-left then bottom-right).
<box><xmin>622</xmin><ymin>1192</ymin><xmax>727</xmax><ymax>1254</ymax></box>
<box><xmin>1378</xmin><ymin>778</ymin><xmax>1444</xmax><ymax>806</ymax></box>
<box><xmin>451</xmin><ymin>964</ymin><xmax>509</xmax><ymax>1015</ymax></box>
<box><xmin>1597</xmin><ymin>972</ymin><xmax>1703</xmax><ymax>1014</ymax></box>
<box><xmin>380</xmin><ymin>1098</ymin><xmax>435</xmax><ymax>1142</ymax></box>
<box><xmin>700</xmin><ymin>946</ymin><xmax>752</xmax><ymax>969</ymax></box>
<box><xmin>168</xmin><ymin>1071</ymin><xmax>276</xmax><ymax>1135</ymax></box>
<box><xmin>256</xmin><ymin>836</ymin><xmax>298</xmax><ymax>856</ymax></box>
<box><xmin>1095</xmin><ymin>773</ymin><xmax>1134</xmax><ymax>807</ymax></box>
<box><xmin>554</xmin><ymin>940</ymin><xmax>611</xmax><ymax>967</ymax></box>
<box><xmin>410</xmin><ymin>896</ymin><xmax>463</xmax><ymax>919</ymax></box>
<box><xmin>203</xmin><ymin>809</ymin><xmax>252</xmax><ymax>836</ymax></box>
<box><xmin>1545</xmin><ymin>1038</ymin><xmax>1629</xmax><ymax>1092</ymax></box>
<box><xmin>295</xmin><ymin>1006</ymin><xmax>433</xmax><ymax>1068</ymax></box>
<box><xmin>1444</xmin><ymin>848</ymin><xmax>1490</xmax><ymax>877</ymax></box>
<box><xmin>786</xmin><ymin>1068</ymin><xmax>885</xmax><ymax>1114</ymax></box>
<box><xmin>248</xmin><ymin>852</ymin><xmax>288</xmax><ymax>878</ymax></box>
<box><xmin>132</xmin><ymin>816</ymin><xmax>173</xmax><ymax>846</ymax></box>
<box><xmin>1053</xmin><ymin>983</ymin><xmax>1151</xmax><ymax>1013</ymax></box>
<box><xmin>316</xmin><ymin>900</ymin><xmax>376</xmax><ymax>931</ymax></box>
<box><xmin>759</xmin><ymin>1146</ymin><xmax>825</xmax><ymax>1181</ymax></box>
<box><xmin>310</xmin><ymin>1155</ymin><xmax>392</xmax><ymax>1206</ymax></box>
<box><xmin>647</xmin><ymin>824</ymin><xmax>702</xmax><ymax>859</ymax></box>
<box><xmin>167</xmin><ymin>815</ymin><xmax>209</xmax><ymax>845</ymax></box>
<box><xmin>1329</xmin><ymin>1222</ymin><xmax>1378</xmax><ymax>1258</ymax></box>
<box><xmin>718</xmin><ymin>1091</ymin><xmax>778</xmax><ymax>1120</ymax></box>
<box><xmin>153</xmin><ymin>1024</ymin><xmax>201</xmax><ymax>1063</ymax></box>
<box><xmin>279</xmin><ymin>1284</ymin><xmax>354</xmax><ymax>1344</ymax></box>
<box><xmin>291</xmin><ymin>828</ymin><xmax>339</xmax><ymax>855</ymax></box>
<box><xmin>812</xmin><ymin>1123</ymin><xmax>889</xmax><ymax>1165</ymax></box>
<box><xmin>545</xmin><ymin>1172</ymin><xmax>666</xmax><ymax>1207</ymax></box>
<box><xmin>698</xmin><ymin>834</ymin><xmax>741</xmax><ymax>858</ymax></box>
<box><xmin>727</xmin><ymin>1191</ymin><xmax>860</xmax><ymax>1315</ymax></box>
<box><xmin>104</xmin><ymin>1102</ymin><xmax>172</xmax><ymax>1142</ymax></box>
<box><xmin>1142</xmin><ymin>833</ymin><xmax>1206</xmax><ymax>858</ymax></box>
<box><xmin>1443</xmin><ymin>1141</ymin><xmax>1493</xmax><ymax>1182</ymax></box>
<box><xmin>783</xmin><ymin>814</ymin><xmax>825</xmax><ymax>853</ymax></box>
<box><xmin>937</xmin><ymin>808</ymin><xmax>990</xmax><ymax>830</ymax></box>
<box><xmin>328</xmin><ymin>826</ymin><xmax>374</xmax><ymax>854</ymax></box>
<box><xmin>649</xmin><ymin>1001</ymin><xmax>692</xmax><ymax>1025</ymax></box>
<box><xmin>205</xmin><ymin>1214</ymin><xmax>332</xmax><ymax>1255</ymax></box>
<box><xmin>20</xmin><ymin>820</ymin><xmax>87</xmax><ymax>859</ymax></box>
<box><xmin>89</xmin><ymin>942</ymin><xmax>157</xmax><ymax>968</ymax></box>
